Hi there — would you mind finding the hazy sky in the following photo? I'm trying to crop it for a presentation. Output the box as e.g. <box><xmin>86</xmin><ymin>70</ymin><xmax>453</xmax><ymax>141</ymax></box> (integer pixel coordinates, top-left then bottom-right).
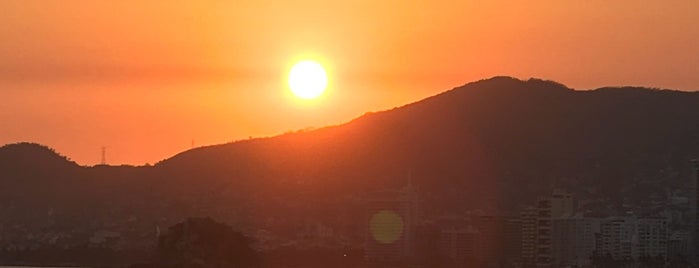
<box><xmin>1</xmin><ymin>1</ymin><xmax>698</xmax><ymax>165</ymax></box>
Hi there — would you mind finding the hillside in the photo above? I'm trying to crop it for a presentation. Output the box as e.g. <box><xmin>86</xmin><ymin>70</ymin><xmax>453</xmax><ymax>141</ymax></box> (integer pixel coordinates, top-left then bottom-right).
<box><xmin>2</xmin><ymin>76</ymin><xmax>699</xmax><ymax>250</ymax></box>
<box><xmin>156</xmin><ymin>76</ymin><xmax>699</xmax><ymax>211</ymax></box>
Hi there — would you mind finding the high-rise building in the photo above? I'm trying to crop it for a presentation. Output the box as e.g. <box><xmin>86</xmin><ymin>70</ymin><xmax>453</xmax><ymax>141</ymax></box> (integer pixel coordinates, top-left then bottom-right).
<box><xmin>439</xmin><ymin>226</ymin><xmax>477</xmax><ymax>262</ymax></box>
<box><xmin>521</xmin><ymin>206</ymin><xmax>538</xmax><ymax>265</ymax></box>
<box><xmin>535</xmin><ymin>198</ymin><xmax>553</xmax><ymax>267</ymax></box>
<box><xmin>597</xmin><ymin>217</ymin><xmax>638</xmax><ymax>261</ymax></box>
<box><xmin>530</xmin><ymin>189</ymin><xmax>576</xmax><ymax>267</ymax></box>
<box><xmin>520</xmin><ymin>190</ymin><xmax>577</xmax><ymax>267</ymax></box>
<box><xmin>550</xmin><ymin>189</ymin><xmax>574</xmax><ymax>218</ymax></box>
<box><xmin>551</xmin><ymin>216</ymin><xmax>598</xmax><ymax>267</ymax></box>
<box><xmin>502</xmin><ymin>218</ymin><xmax>523</xmax><ymax>265</ymax></box>
<box><xmin>595</xmin><ymin>216</ymin><xmax>669</xmax><ymax>263</ymax></box>
<box><xmin>364</xmin><ymin>182</ymin><xmax>417</xmax><ymax>262</ymax></box>
<box><xmin>667</xmin><ymin>231</ymin><xmax>690</xmax><ymax>261</ymax></box>
<box><xmin>637</xmin><ymin>217</ymin><xmax>668</xmax><ymax>258</ymax></box>
<box><xmin>473</xmin><ymin>215</ymin><xmax>502</xmax><ymax>263</ymax></box>
<box><xmin>691</xmin><ymin>159</ymin><xmax>699</xmax><ymax>265</ymax></box>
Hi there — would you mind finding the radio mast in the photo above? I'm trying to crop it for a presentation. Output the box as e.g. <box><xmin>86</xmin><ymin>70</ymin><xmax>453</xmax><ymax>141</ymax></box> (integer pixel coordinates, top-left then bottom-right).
<box><xmin>101</xmin><ymin>146</ymin><xmax>106</xmax><ymax>165</ymax></box>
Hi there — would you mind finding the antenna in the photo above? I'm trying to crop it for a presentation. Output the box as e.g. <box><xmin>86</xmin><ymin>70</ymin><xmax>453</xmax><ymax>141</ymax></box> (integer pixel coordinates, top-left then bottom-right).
<box><xmin>101</xmin><ymin>146</ymin><xmax>106</xmax><ymax>165</ymax></box>
<box><xmin>405</xmin><ymin>169</ymin><xmax>414</xmax><ymax>192</ymax></box>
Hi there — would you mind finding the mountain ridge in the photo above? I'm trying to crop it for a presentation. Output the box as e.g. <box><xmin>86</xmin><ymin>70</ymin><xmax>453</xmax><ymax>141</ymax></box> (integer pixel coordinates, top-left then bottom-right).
<box><xmin>4</xmin><ymin>76</ymin><xmax>691</xmax><ymax>168</ymax></box>
<box><xmin>2</xmin><ymin>76</ymin><xmax>699</xmax><ymax>250</ymax></box>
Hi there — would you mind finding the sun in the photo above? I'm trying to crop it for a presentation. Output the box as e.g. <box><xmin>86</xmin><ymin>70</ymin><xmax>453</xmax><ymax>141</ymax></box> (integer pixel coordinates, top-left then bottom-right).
<box><xmin>288</xmin><ymin>60</ymin><xmax>328</xmax><ymax>99</ymax></box>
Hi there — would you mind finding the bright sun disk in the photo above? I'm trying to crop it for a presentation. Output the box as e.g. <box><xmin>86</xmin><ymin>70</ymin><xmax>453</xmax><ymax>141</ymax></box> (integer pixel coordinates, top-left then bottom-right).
<box><xmin>288</xmin><ymin>60</ymin><xmax>328</xmax><ymax>99</ymax></box>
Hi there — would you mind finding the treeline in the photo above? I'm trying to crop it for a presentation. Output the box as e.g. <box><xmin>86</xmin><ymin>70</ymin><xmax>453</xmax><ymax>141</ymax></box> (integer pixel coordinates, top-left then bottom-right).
<box><xmin>0</xmin><ymin>246</ymin><xmax>149</xmax><ymax>267</ymax></box>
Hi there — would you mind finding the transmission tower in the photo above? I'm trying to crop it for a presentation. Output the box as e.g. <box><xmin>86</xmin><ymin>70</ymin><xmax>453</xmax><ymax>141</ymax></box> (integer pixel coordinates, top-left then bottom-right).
<box><xmin>101</xmin><ymin>146</ymin><xmax>106</xmax><ymax>165</ymax></box>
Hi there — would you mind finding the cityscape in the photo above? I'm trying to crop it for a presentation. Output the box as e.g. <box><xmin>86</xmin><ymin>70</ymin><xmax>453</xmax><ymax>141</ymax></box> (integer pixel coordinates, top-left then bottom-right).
<box><xmin>2</xmin><ymin>1</ymin><xmax>699</xmax><ymax>268</ymax></box>
<box><xmin>1</xmin><ymin>138</ymin><xmax>698</xmax><ymax>267</ymax></box>
<box><xmin>364</xmin><ymin>176</ymin><xmax>699</xmax><ymax>267</ymax></box>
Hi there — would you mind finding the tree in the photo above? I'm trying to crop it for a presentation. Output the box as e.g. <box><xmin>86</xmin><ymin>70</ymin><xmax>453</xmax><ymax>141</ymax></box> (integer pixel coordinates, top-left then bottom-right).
<box><xmin>156</xmin><ymin>217</ymin><xmax>258</xmax><ymax>268</ymax></box>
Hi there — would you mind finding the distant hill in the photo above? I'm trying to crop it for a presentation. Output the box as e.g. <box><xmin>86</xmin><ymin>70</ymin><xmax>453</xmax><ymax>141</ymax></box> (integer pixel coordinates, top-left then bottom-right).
<box><xmin>155</xmin><ymin>76</ymin><xmax>699</xmax><ymax>211</ymax></box>
<box><xmin>2</xmin><ymin>76</ymin><xmax>699</xmax><ymax>250</ymax></box>
<box><xmin>0</xmin><ymin>143</ymin><xmax>80</xmax><ymax>201</ymax></box>
<box><xmin>0</xmin><ymin>142</ymin><xmax>77</xmax><ymax>170</ymax></box>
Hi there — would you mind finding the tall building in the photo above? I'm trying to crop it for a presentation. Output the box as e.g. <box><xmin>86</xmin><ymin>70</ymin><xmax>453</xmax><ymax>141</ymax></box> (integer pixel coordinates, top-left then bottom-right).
<box><xmin>364</xmin><ymin>182</ymin><xmax>417</xmax><ymax>262</ymax></box>
<box><xmin>502</xmin><ymin>218</ymin><xmax>523</xmax><ymax>265</ymax></box>
<box><xmin>439</xmin><ymin>226</ymin><xmax>477</xmax><ymax>262</ymax></box>
<box><xmin>637</xmin><ymin>217</ymin><xmax>668</xmax><ymax>258</ymax></box>
<box><xmin>550</xmin><ymin>189</ymin><xmax>574</xmax><ymax>218</ymax></box>
<box><xmin>597</xmin><ymin>217</ymin><xmax>638</xmax><ymax>261</ymax></box>
<box><xmin>520</xmin><ymin>206</ymin><xmax>538</xmax><ymax>265</ymax></box>
<box><xmin>530</xmin><ymin>189</ymin><xmax>576</xmax><ymax>267</ymax></box>
<box><xmin>535</xmin><ymin>198</ymin><xmax>553</xmax><ymax>267</ymax></box>
<box><xmin>551</xmin><ymin>216</ymin><xmax>598</xmax><ymax>267</ymax></box>
<box><xmin>596</xmin><ymin>216</ymin><xmax>670</xmax><ymax>263</ymax></box>
<box><xmin>473</xmin><ymin>215</ymin><xmax>502</xmax><ymax>263</ymax></box>
<box><xmin>667</xmin><ymin>231</ymin><xmax>690</xmax><ymax>261</ymax></box>
<box><xmin>692</xmin><ymin>159</ymin><xmax>699</xmax><ymax>265</ymax></box>
<box><xmin>520</xmin><ymin>190</ymin><xmax>577</xmax><ymax>267</ymax></box>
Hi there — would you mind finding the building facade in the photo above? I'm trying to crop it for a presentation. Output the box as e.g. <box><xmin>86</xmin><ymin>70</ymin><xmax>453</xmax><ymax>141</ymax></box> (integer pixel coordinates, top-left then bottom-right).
<box><xmin>520</xmin><ymin>189</ymin><xmax>576</xmax><ymax>267</ymax></box>
<box><xmin>439</xmin><ymin>227</ymin><xmax>477</xmax><ymax>262</ymax></box>
<box><xmin>692</xmin><ymin>159</ymin><xmax>699</xmax><ymax>265</ymax></box>
<box><xmin>552</xmin><ymin>217</ymin><xmax>598</xmax><ymax>267</ymax></box>
<box><xmin>597</xmin><ymin>217</ymin><xmax>638</xmax><ymax>261</ymax></box>
<box><xmin>364</xmin><ymin>183</ymin><xmax>417</xmax><ymax>262</ymax></box>
<box><xmin>521</xmin><ymin>206</ymin><xmax>538</xmax><ymax>265</ymax></box>
<box><xmin>637</xmin><ymin>217</ymin><xmax>668</xmax><ymax>258</ymax></box>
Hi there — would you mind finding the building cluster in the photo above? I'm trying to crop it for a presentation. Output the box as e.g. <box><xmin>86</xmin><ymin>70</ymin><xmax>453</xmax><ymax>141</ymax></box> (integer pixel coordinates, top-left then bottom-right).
<box><xmin>364</xmin><ymin>181</ymin><xmax>418</xmax><ymax>262</ymax></box>
<box><xmin>518</xmin><ymin>190</ymin><xmax>691</xmax><ymax>267</ymax></box>
<box><xmin>364</xmin><ymin>160</ymin><xmax>699</xmax><ymax>267</ymax></box>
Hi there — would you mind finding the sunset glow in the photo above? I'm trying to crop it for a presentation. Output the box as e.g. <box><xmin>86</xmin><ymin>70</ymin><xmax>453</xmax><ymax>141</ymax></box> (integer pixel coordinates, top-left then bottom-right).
<box><xmin>288</xmin><ymin>60</ymin><xmax>328</xmax><ymax>99</ymax></box>
<box><xmin>1</xmin><ymin>1</ymin><xmax>698</xmax><ymax>165</ymax></box>
<box><xmin>2</xmin><ymin>2</ymin><xmax>699</xmax><ymax>266</ymax></box>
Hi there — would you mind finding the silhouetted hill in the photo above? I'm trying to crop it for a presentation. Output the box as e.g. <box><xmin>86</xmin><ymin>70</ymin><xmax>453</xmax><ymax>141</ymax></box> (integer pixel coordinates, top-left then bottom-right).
<box><xmin>0</xmin><ymin>142</ymin><xmax>80</xmax><ymax>193</ymax></box>
<box><xmin>156</xmin><ymin>77</ymin><xmax>699</xmax><ymax>211</ymax></box>
<box><xmin>0</xmin><ymin>142</ymin><xmax>78</xmax><ymax>171</ymax></box>
<box><xmin>2</xmin><ymin>76</ymin><xmax>699</xmax><ymax>251</ymax></box>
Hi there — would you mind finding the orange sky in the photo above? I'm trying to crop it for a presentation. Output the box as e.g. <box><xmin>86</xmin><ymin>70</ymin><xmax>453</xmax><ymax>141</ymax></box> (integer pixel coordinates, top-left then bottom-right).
<box><xmin>1</xmin><ymin>1</ymin><xmax>698</xmax><ymax>165</ymax></box>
